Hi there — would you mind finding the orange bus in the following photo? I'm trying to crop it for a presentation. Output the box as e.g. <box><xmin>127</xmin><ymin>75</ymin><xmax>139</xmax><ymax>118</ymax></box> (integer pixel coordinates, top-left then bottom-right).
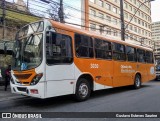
<box><xmin>10</xmin><ymin>19</ymin><xmax>156</xmax><ymax>101</ymax></box>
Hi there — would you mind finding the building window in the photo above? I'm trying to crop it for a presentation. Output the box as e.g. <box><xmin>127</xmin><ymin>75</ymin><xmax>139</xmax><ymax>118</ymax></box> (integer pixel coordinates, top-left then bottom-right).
<box><xmin>125</xmin><ymin>12</ymin><xmax>128</xmax><ymax>19</ymax></box>
<box><xmin>145</xmin><ymin>23</ymin><xmax>147</xmax><ymax>28</ymax></box>
<box><xmin>134</xmin><ymin>17</ymin><xmax>137</xmax><ymax>23</ymax></box>
<box><xmin>134</xmin><ymin>27</ymin><xmax>137</xmax><ymax>32</ymax></box>
<box><xmin>99</xmin><ymin>13</ymin><xmax>104</xmax><ymax>19</ymax></box>
<box><xmin>138</xmin><ymin>11</ymin><xmax>140</xmax><ymax>16</ymax></box>
<box><xmin>134</xmin><ymin>8</ymin><xmax>136</xmax><ymax>13</ymax></box>
<box><xmin>142</xmin><ymin>30</ymin><xmax>144</xmax><ymax>35</ymax></box>
<box><xmin>106</xmin><ymin>16</ymin><xmax>111</xmax><ymax>23</ymax></box>
<box><xmin>129</xmin><ymin>5</ymin><xmax>132</xmax><ymax>11</ymax></box>
<box><xmin>106</xmin><ymin>3</ymin><xmax>111</xmax><ymax>10</ymax></box>
<box><xmin>145</xmin><ymin>15</ymin><xmax>147</xmax><ymax>20</ymax></box>
<box><xmin>141</xmin><ymin>13</ymin><xmax>144</xmax><ymax>18</ymax></box>
<box><xmin>113</xmin><ymin>31</ymin><xmax>118</xmax><ymax>36</ymax></box>
<box><xmin>90</xmin><ymin>9</ymin><xmax>96</xmax><ymax>16</ymax></box>
<box><xmin>142</xmin><ymin>21</ymin><xmax>144</xmax><ymax>26</ymax></box>
<box><xmin>138</xmin><ymin>19</ymin><xmax>141</xmax><ymax>24</ymax></box>
<box><xmin>90</xmin><ymin>23</ymin><xmax>96</xmax><ymax>31</ymax></box>
<box><xmin>90</xmin><ymin>0</ymin><xmax>95</xmax><ymax>3</ymax></box>
<box><xmin>113</xmin><ymin>18</ymin><xmax>117</xmax><ymax>25</ymax></box>
<box><xmin>125</xmin><ymin>34</ymin><xmax>129</xmax><ymax>39</ymax></box>
<box><xmin>113</xmin><ymin>7</ymin><xmax>117</xmax><ymax>13</ymax></box>
<box><xmin>99</xmin><ymin>25</ymin><xmax>104</xmax><ymax>33</ymax></box>
<box><xmin>130</xmin><ymin>25</ymin><xmax>133</xmax><ymax>30</ymax></box>
<box><xmin>129</xmin><ymin>15</ymin><xmax>132</xmax><ymax>20</ymax></box>
<box><xmin>99</xmin><ymin>0</ymin><xmax>103</xmax><ymax>7</ymax></box>
<box><xmin>124</xmin><ymin>2</ymin><xmax>127</xmax><ymax>8</ymax></box>
<box><xmin>130</xmin><ymin>35</ymin><xmax>133</xmax><ymax>40</ymax></box>
<box><xmin>106</xmin><ymin>28</ymin><xmax>111</xmax><ymax>35</ymax></box>
<box><xmin>138</xmin><ymin>28</ymin><xmax>141</xmax><ymax>34</ymax></box>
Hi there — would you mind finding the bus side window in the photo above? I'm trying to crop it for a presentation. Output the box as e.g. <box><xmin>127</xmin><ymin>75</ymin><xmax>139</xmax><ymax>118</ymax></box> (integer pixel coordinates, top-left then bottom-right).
<box><xmin>94</xmin><ymin>38</ymin><xmax>112</xmax><ymax>59</ymax></box>
<box><xmin>137</xmin><ymin>49</ymin><xmax>145</xmax><ymax>63</ymax></box>
<box><xmin>46</xmin><ymin>32</ymin><xmax>73</xmax><ymax>65</ymax></box>
<box><xmin>112</xmin><ymin>43</ymin><xmax>126</xmax><ymax>61</ymax></box>
<box><xmin>126</xmin><ymin>46</ymin><xmax>137</xmax><ymax>62</ymax></box>
<box><xmin>146</xmin><ymin>51</ymin><xmax>154</xmax><ymax>63</ymax></box>
<box><xmin>75</xmin><ymin>34</ymin><xmax>93</xmax><ymax>58</ymax></box>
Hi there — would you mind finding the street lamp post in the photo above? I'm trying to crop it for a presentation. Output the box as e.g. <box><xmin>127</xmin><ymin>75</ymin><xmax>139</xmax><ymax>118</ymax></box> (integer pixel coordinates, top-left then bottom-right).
<box><xmin>120</xmin><ymin>0</ymin><xmax>155</xmax><ymax>41</ymax></box>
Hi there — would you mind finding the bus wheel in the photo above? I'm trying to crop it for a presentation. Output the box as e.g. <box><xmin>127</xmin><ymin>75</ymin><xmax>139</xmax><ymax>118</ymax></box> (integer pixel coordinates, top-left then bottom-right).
<box><xmin>133</xmin><ymin>74</ymin><xmax>141</xmax><ymax>89</ymax></box>
<box><xmin>74</xmin><ymin>78</ymin><xmax>91</xmax><ymax>101</ymax></box>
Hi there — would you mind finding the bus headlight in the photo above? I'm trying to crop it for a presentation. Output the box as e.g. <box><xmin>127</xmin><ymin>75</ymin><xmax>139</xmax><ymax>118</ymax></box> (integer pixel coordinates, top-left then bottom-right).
<box><xmin>30</xmin><ymin>73</ymin><xmax>43</xmax><ymax>85</ymax></box>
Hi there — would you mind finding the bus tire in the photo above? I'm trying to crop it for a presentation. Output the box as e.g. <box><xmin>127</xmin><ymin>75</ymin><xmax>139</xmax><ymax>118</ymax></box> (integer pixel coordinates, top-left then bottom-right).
<box><xmin>74</xmin><ymin>78</ymin><xmax>91</xmax><ymax>101</ymax></box>
<box><xmin>133</xmin><ymin>74</ymin><xmax>141</xmax><ymax>89</ymax></box>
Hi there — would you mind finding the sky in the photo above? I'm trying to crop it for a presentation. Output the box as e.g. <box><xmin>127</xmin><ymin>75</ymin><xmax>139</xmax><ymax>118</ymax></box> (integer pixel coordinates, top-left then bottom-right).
<box><xmin>151</xmin><ymin>0</ymin><xmax>160</xmax><ymax>22</ymax></box>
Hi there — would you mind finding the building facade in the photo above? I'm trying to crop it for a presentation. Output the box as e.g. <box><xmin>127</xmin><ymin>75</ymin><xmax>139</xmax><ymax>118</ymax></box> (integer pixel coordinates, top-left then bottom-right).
<box><xmin>83</xmin><ymin>0</ymin><xmax>152</xmax><ymax>47</ymax></box>
<box><xmin>152</xmin><ymin>21</ymin><xmax>160</xmax><ymax>52</ymax></box>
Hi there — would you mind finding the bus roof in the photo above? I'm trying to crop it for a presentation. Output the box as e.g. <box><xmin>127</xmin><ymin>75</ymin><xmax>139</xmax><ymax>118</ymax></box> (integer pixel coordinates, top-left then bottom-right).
<box><xmin>49</xmin><ymin>19</ymin><xmax>153</xmax><ymax>51</ymax></box>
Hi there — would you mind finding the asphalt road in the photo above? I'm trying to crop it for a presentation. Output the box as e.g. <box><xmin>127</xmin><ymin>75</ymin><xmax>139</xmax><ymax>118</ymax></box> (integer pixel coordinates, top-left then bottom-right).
<box><xmin>0</xmin><ymin>80</ymin><xmax>160</xmax><ymax>121</ymax></box>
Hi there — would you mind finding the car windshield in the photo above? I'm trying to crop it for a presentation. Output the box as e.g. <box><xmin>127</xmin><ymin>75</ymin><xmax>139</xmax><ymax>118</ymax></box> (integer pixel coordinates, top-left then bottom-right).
<box><xmin>13</xmin><ymin>34</ymin><xmax>43</xmax><ymax>71</ymax></box>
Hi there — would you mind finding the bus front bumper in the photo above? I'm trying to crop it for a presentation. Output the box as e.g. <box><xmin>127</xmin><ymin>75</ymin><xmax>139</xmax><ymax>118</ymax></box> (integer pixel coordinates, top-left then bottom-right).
<box><xmin>10</xmin><ymin>82</ymin><xmax>45</xmax><ymax>99</ymax></box>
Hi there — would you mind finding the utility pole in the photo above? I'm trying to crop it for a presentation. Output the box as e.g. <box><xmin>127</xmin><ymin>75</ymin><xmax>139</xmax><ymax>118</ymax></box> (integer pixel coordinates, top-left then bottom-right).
<box><xmin>27</xmin><ymin>0</ymin><xmax>29</xmax><ymax>10</ymax></box>
<box><xmin>2</xmin><ymin>0</ymin><xmax>6</xmax><ymax>40</ymax></box>
<box><xmin>59</xmin><ymin>0</ymin><xmax>64</xmax><ymax>23</ymax></box>
<box><xmin>120</xmin><ymin>0</ymin><xmax>125</xmax><ymax>41</ymax></box>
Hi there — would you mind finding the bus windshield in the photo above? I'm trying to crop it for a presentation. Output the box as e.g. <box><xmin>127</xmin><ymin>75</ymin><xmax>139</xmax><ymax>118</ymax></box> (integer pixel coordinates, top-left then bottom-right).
<box><xmin>13</xmin><ymin>34</ymin><xmax>43</xmax><ymax>71</ymax></box>
<box><xmin>13</xmin><ymin>21</ymin><xmax>44</xmax><ymax>71</ymax></box>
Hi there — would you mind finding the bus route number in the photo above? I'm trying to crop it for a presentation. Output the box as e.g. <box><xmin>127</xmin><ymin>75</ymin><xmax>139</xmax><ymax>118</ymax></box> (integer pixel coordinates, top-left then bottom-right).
<box><xmin>90</xmin><ymin>64</ymin><xmax>99</xmax><ymax>69</ymax></box>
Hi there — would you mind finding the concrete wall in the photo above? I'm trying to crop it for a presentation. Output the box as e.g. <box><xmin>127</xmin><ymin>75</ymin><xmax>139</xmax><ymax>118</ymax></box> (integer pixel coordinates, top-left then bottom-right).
<box><xmin>0</xmin><ymin>26</ymin><xmax>18</xmax><ymax>41</ymax></box>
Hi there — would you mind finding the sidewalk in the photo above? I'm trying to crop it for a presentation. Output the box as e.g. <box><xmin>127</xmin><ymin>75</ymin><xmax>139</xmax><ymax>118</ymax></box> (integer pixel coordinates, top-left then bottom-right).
<box><xmin>0</xmin><ymin>85</ymin><xmax>26</xmax><ymax>102</ymax></box>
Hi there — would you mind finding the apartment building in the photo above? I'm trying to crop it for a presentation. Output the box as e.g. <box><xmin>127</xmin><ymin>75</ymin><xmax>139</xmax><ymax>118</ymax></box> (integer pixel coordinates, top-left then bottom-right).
<box><xmin>152</xmin><ymin>21</ymin><xmax>160</xmax><ymax>52</ymax></box>
<box><xmin>83</xmin><ymin>0</ymin><xmax>152</xmax><ymax>47</ymax></box>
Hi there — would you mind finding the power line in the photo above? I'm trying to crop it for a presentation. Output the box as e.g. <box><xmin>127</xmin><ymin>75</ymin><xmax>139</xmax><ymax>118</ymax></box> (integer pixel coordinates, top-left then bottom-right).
<box><xmin>2</xmin><ymin>1</ymin><xmax>152</xmax><ymax>48</ymax></box>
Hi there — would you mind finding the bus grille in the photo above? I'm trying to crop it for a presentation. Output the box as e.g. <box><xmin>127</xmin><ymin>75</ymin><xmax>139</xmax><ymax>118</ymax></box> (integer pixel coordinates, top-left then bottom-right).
<box><xmin>17</xmin><ymin>87</ymin><xmax>27</xmax><ymax>92</ymax></box>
